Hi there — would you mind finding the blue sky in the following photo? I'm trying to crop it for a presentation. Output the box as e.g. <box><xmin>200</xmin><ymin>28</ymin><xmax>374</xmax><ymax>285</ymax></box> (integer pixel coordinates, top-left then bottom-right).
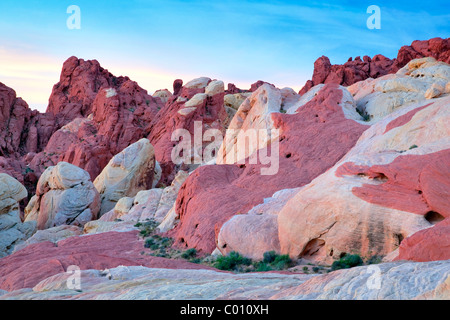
<box><xmin>0</xmin><ymin>0</ymin><xmax>449</xmax><ymax>111</ymax></box>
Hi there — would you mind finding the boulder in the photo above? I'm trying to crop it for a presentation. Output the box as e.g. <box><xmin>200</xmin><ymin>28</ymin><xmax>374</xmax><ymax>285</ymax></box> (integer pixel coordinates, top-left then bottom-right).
<box><xmin>217</xmin><ymin>188</ymin><xmax>300</xmax><ymax>259</ymax></box>
<box><xmin>24</xmin><ymin>162</ymin><xmax>100</xmax><ymax>230</ymax></box>
<box><xmin>152</xmin><ymin>89</ymin><xmax>173</xmax><ymax>105</ymax></box>
<box><xmin>217</xmin><ymin>83</ymin><xmax>282</xmax><ymax>165</ymax></box>
<box><xmin>349</xmin><ymin>57</ymin><xmax>450</xmax><ymax>122</ymax></box>
<box><xmin>0</xmin><ymin>174</ymin><xmax>36</xmax><ymax>257</ymax></box>
<box><xmin>94</xmin><ymin>138</ymin><xmax>156</xmax><ymax>216</ymax></box>
<box><xmin>101</xmin><ymin>170</ymin><xmax>189</xmax><ymax>223</ymax></box>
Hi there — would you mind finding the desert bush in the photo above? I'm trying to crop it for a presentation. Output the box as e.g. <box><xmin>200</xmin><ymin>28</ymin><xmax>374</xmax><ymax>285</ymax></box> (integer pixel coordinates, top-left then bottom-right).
<box><xmin>331</xmin><ymin>254</ymin><xmax>363</xmax><ymax>271</ymax></box>
<box><xmin>181</xmin><ymin>248</ymin><xmax>197</xmax><ymax>260</ymax></box>
<box><xmin>214</xmin><ymin>251</ymin><xmax>252</xmax><ymax>271</ymax></box>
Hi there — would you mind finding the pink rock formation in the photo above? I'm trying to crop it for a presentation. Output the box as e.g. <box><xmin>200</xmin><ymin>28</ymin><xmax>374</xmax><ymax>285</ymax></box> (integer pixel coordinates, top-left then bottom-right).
<box><xmin>148</xmin><ymin>78</ymin><xmax>229</xmax><ymax>185</ymax></box>
<box><xmin>47</xmin><ymin>56</ymin><xmax>119</xmax><ymax>120</ymax></box>
<box><xmin>0</xmin><ymin>82</ymin><xmax>59</xmax><ymax>193</ymax></box>
<box><xmin>0</xmin><ymin>56</ymin><xmax>163</xmax><ymax>187</ymax></box>
<box><xmin>299</xmin><ymin>37</ymin><xmax>450</xmax><ymax>95</ymax></box>
<box><xmin>30</xmin><ymin>59</ymin><xmax>161</xmax><ymax>180</ymax></box>
<box><xmin>396</xmin><ymin>218</ymin><xmax>450</xmax><ymax>262</ymax></box>
<box><xmin>336</xmin><ymin>149</ymin><xmax>450</xmax><ymax>218</ymax></box>
<box><xmin>168</xmin><ymin>84</ymin><xmax>368</xmax><ymax>254</ymax></box>
<box><xmin>395</xmin><ymin>37</ymin><xmax>450</xmax><ymax>68</ymax></box>
<box><xmin>0</xmin><ymin>230</ymin><xmax>215</xmax><ymax>291</ymax></box>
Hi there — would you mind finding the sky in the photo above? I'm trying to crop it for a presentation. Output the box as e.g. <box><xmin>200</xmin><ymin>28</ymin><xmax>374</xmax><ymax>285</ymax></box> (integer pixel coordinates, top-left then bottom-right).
<box><xmin>0</xmin><ymin>0</ymin><xmax>449</xmax><ymax>112</ymax></box>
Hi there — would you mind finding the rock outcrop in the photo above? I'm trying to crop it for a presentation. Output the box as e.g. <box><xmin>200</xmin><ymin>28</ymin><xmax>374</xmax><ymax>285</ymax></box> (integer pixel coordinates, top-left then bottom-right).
<box><xmin>1</xmin><ymin>260</ymin><xmax>448</xmax><ymax>300</ymax></box>
<box><xmin>272</xmin><ymin>260</ymin><xmax>450</xmax><ymax>300</ymax></box>
<box><xmin>278</xmin><ymin>79</ymin><xmax>449</xmax><ymax>263</ymax></box>
<box><xmin>348</xmin><ymin>57</ymin><xmax>450</xmax><ymax>122</ymax></box>
<box><xmin>169</xmin><ymin>83</ymin><xmax>368</xmax><ymax>254</ymax></box>
<box><xmin>94</xmin><ymin>138</ymin><xmax>156</xmax><ymax>216</ymax></box>
<box><xmin>0</xmin><ymin>230</ymin><xmax>215</xmax><ymax>292</ymax></box>
<box><xmin>0</xmin><ymin>56</ymin><xmax>162</xmax><ymax>193</ymax></box>
<box><xmin>0</xmin><ymin>174</ymin><xmax>36</xmax><ymax>257</ymax></box>
<box><xmin>30</xmin><ymin>72</ymin><xmax>160</xmax><ymax>180</ymax></box>
<box><xmin>147</xmin><ymin>78</ymin><xmax>229</xmax><ymax>185</ymax></box>
<box><xmin>396</xmin><ymin>218</ymin><xmax>450</xmax><ymax>262</ymax></box>
<box><xmin>24</xmin><ymin>162</ymin><xmax>100</xmax><ymax>230</ymax></box>
<box><xmin>299</xmin><ymin>37</ymin><xmax>450</xmax><ymax>95</ymax></box>
<box><xmin>100</xmin><ymin>170</ymin><xmax>189</xmax><ymax>223</ymax></box>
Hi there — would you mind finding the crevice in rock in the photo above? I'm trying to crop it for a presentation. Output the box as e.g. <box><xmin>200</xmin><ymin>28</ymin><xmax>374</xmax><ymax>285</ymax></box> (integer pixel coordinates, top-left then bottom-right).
<box><xmin>424</xmin><ymin>211</ymin><xmax>445</xmax><ymax>225</ymax></box>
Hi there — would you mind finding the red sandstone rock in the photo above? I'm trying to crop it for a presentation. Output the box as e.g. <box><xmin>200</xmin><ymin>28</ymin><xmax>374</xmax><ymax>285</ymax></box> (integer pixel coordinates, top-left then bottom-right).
<box><xmin>47</xmin><ymin>56</ymin><xmax>117</xmax><ymax>120</ymax></box>
<box><xmin>299</xmin><ymin>37</ymin><xmax>450</xmax><ymax>95</ymax></box>
<box><xmin>250</xmin><ymin>80</ymin><xmax>274</xmax><ymax>92</ymax></box>
<box><xmin>395</xmin><ymin>37</ymin><xmax>450</xmax><ymax>69</ymax></box>
<box><xmin>168</xmin><ymin>84</ymin><xmax>368</xmax><ymax>254</ymax></box>
<box><xmin>299</xmin><ymin>54</ymin><xmax>394</xmax><ymax>95</ymax></box>
<box><xmin>148</xmin><ymin>79</ymin><xmax>229</xmax><ymax>185</ymax></box>
<box><xmin>383</xmin><ymin>103</ymin><xmax>432</xmax><ymax>134</ymax></box>
<box><xmin>336</xmin><ymin>149</ymin><xmax>450</xmax><ymax>218</ymax></box>
<box><xmin>29</xmin><ymin>59</ymin><xmax>161</xmax><ymax>180</ymax></box>
<box><xmin>0</xmin><ymin>230</ymin><xmax>215</xmax><ymax>291</ymax></box>
<box><xmin>396</xmin><ymin>218</ymin><xmax>450</xmax><ymax>262</ymax></box>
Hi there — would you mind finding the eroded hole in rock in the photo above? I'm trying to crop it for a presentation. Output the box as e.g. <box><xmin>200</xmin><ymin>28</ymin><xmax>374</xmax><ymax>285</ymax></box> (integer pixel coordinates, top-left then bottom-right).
<box><xmin>373</xmin><ymin>172</ymin><xmax>388</xmax><ymax>180</ymax></box>
<box><xmin>329</xmin><ymin>249</ymin><xmax>334</xmax><ymax>257</ymax></box>
<box><xmin>285</xmin><ymin>153</ymin><xmax>292</xmax><ymax>159</ymax></box>
<box><xmin>394</xmin><ymin>233</ymin><xmax>404</xmax><ymax>247</ymax></box>
<box><xmin>425</xmin><ymin>211</ymin><xmax>445</xmax><ymax>225</ymax></box>
<box><xmin>339</xmin><ymin>252</ymin><xmax>347</xmax><ymax>259</ymax></box>
<box><xmin>222</xmin><ymin>243</ymin><xmax>227</xmax><ymax>249</ymax></box>
<box><xmin>300</xmin><ymin>238</ymin><xmax>325</xmax><ymax>258</ymax></box>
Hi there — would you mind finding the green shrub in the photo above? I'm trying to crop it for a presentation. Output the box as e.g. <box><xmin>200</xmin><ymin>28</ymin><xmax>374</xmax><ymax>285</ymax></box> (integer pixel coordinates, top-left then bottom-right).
<box><xmin>312</xmin><ymin>266</ymin><xmax>320</xmax><ymax>273</ymax></box>
<box><xmin>263</xmin><ymin>251</ymin><xmax>277</xmax><ymax>263</ymax></box>
<box><xmin>214</xmin><ymin>251</ymin><xmax>252</xmax><ymax>271</ymax></box>
<box><xmin>331</xmin><ymin>254</ymin><xmax>363</xmax><ymax>271</ymax></box>
<box><xmin>255</xmin><ymin>262</ymin><xmax>273</xmax><ymax>272</ymax></box>
<box><xmin>272</xmin><ymin>254</ymin><xmax>292</xmax><ymax>270</ymax></box>
<box><xmin>160</xmin><ymin>237</ymin><xmax>173</xmax><ymax>248</ymax></box>
<box><xmin>366</xmin><ymin>255</ymin><xmax>383</xmax><ymax>265</ymax></box>
<box><xmin>144</xmin><ymin>238</ymin><xmax>154</xmax><ymax>248</ymax></box>
<box><xmin>181</xmin><ymin>248</ymin><xmax>197</xmax><ymax>260</ymax></box>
